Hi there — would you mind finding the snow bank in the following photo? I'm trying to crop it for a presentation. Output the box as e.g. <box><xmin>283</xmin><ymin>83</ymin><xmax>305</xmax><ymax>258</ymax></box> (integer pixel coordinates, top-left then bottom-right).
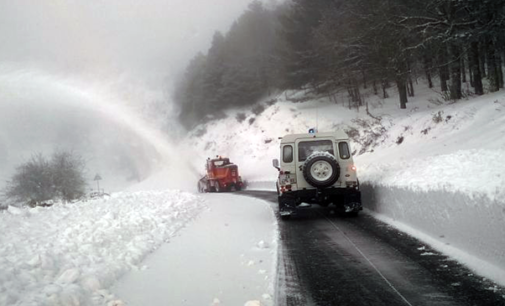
<box><xmin>111</xmin><ymin>194</ymin><xmax>278</xmax><ymax>306</ymax></box>
<box><xmin>246</xmin><ymin>181</ymin><xmax>277</xmax><ymax>191</ymax></box>
<box><xmin>361</xmin><ymin>183</ymin><xmax>505</xmax><ymax>286</ymax></box>
<box><xmin>360</xmin><ymin>149</ymin><xmax>505</xmax><ymax>203</ymax></box>
<box><xmin>0</xmin><ymin>190</ymin><xmax>205</xmax><ymax>306</ymax></box>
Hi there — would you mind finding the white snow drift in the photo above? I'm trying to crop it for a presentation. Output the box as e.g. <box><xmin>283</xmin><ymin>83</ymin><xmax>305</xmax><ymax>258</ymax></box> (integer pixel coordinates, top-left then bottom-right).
<box><xmin>0</xmin><ymin>190</ymin><xmax>204</xmax><ymax>306</ymax></box>
<box><xmin>112</xmin><ymin>193</ymin><xmax>278</xmax><ymax>306</ymax></box>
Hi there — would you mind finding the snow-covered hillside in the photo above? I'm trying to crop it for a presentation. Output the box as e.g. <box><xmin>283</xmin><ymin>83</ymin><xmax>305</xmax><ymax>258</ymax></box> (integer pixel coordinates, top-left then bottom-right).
<box><xmin>186</xmin><ymin>84</ymin><xmax>505</xmax><ymax>197</ymax></box>
<box><xmin>185</xmin><ymin>82</ymin><xmax>505</xmax><ymax>286</ymax></box>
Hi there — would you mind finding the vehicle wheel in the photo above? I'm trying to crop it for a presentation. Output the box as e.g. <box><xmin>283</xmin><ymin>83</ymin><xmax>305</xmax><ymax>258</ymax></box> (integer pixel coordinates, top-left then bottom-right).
<box><xmin>235</xmin><ymin>185</ymin><xmax>242</xmax><ymax>191</ymax></box>
<box><xmin>280</xmin><ymin>214</ymin><xmax>291</xmax><ymax>221</ymax></box>
<box><xmin>303</xmin><ymin>152</ymin><xmax>340</xmax><ymax>188</ymax></box>
<box><xmin>278</xmin><ymin>196</ymin><xmax>294</xmax><ymax>220</ymax></box>
<box><xmin>347</xmin><ymin>211</ymin><xmax>359</xmax><ymax>217</ymax></box>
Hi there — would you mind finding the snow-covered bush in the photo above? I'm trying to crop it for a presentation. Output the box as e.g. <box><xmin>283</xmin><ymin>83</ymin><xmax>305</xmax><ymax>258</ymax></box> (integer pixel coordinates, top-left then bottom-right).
<box><xmin>345</xmin><ymin>118</ymin><xmax>389</xmax><ymax>154</ymax></box>
<box><xmin>4</xmin><ymin>151</ymin><xmax>86</xmax><ymax>205</ymax></box>
<box><xmin>236</xmin><ymin>112</ymin><xmax>247</xmax><ymax>123</ymax></box>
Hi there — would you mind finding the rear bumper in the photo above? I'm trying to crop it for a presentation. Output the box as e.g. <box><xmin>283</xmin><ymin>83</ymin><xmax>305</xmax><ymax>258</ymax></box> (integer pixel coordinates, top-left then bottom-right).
<box><xmin>279</xmin><ymin>187</ymin><xmax>362</xmax><ymax>212</ymax></box>
<box><xmin>285</xmin><ymin>187</ymin><xmax>360</xmax><ymax>198</ymax></box>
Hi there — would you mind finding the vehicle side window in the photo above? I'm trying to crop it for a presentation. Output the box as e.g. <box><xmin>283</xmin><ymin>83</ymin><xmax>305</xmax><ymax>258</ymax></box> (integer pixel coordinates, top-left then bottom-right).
<box><xmin>283</xmin><ymin>145</ymin><xmax>293</xmax><ymax>163</ymax></box>
<box><xmin>338</xmin><ymin>142</ymin><xmax>350</xmax><ymax>159</ymax></box>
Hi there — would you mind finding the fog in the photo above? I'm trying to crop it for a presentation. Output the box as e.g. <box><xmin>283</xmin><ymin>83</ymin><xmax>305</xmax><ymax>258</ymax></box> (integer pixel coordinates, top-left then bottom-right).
<box><xmin>0</xmin><ymin>0</ymin><xmax>255</xmax><ymax>76</ymax></box>
<box><xmin>0</xmin><ymin>0</ymin><xmax>254</xmax><ymax>194</ymax></box>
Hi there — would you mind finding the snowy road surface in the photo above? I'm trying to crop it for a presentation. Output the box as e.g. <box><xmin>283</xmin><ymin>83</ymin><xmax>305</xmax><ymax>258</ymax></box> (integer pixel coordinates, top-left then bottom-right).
<box><xmin>241</xmin><ymin>191</ymin><xmax>505</xmax><ymax>306</ymax></box>
<box><xmin>111</xmin><ymin>193</ymin><xmax>278</xmax><ymax>306</ymax></box>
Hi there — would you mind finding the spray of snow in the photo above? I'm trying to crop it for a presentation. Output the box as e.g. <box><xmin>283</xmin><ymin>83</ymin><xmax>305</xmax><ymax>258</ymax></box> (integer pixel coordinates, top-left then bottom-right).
<box><xmin>0</xmin><ymin>65</ymin><xmax>196</xmax><ymax>193</ymax></box>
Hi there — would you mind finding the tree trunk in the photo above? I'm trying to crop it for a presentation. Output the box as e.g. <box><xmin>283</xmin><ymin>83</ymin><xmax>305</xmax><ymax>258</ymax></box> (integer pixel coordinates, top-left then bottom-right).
<box><xmin>487</xmin><ymin>38</ymin><xmax>500</xmax><ymax>92</ymax></box>
<box><xmin>408</xmin><ymin>74</ymin><xmax>414</xmax><ymax>97</ymax></box>
<box><xmin>373</xmin><ymin>80</ymin><xmax>378</xmax><ymax>95</ymax></box>
<box><xmin>469</xmin><ymin>51</ymin><xmax>475</xmax><ymax>88</ymax></box>
<box><xmin>354</xmin><ymin>78</ymin><xmax>362</xmax><ymax>107</ymax></box>
<box><xmin>471</xmin><ymin>41</ymin><xmax>484</xmax><ymax>95</ymax></box>
<box><xmin>439</xmin><ymin>48</ymin><xmax>449</xmax><ymax>92</ymax></box>
<box><xmin>396</xmin><ymin>77</ymin><xmax>408</xmax><ymax>109</ymax></box>
<box><xmin>382</xmin><ymin>79</ymin><xmax>389</xmax><ymax>98</ymax></box>
<box><xmin>480</xmin><ymin>42</ymin><xmax>487</xmax><ymax>78</ymax></box>
<box><xmin>424</xmin><ymin>57</ymin><xmax>433</xmax><ymax>88</ymax></box>
<box><xmin>461</xmin><ymin>56</ymin><xmax>467</xmax><ymax>83</ymax></box>
<box><xmin>496</xmin><ymin>51</ymin><xmax>504</xmax><ymax>88</ymax></box>
<box><xmin>450</xmin><ymin>44</ymin><xmax>462</xmax><ymax>100</ymax></box>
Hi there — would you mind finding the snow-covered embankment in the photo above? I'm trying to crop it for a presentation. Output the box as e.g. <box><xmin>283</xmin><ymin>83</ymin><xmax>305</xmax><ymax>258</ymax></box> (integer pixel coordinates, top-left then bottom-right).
<box><xmin>0</xmin><ymin>190</ymin><xmax>204</xmax><ymax>306</ymax></box>
<box><xmin>361</xmin><ymin>183</ymin><xmax>505</xmax><ymax>286</ymax></box>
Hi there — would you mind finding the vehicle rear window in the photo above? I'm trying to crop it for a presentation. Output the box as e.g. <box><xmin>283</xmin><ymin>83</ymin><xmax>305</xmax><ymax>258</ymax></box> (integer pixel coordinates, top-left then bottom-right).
<box><xmin>298</xmin><ymin>140</ymin><xmax>334</xmax><ymax>161</ymax></box>
<box><xmin>283</xmin><ymin>145</ymin><xmax>293</xmax><ymax>163</ymax></box>
<box><xmin>338</xmin><ymin>142</ymin><xmax>350</xmax><ymax>159</ymax></box>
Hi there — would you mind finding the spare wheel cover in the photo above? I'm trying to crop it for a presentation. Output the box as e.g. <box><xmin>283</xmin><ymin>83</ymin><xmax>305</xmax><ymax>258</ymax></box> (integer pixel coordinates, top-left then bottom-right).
<box><xmin>303</xmin><ymin>153</ymin><xmax>340</xmax><ymax>188</ymax></box>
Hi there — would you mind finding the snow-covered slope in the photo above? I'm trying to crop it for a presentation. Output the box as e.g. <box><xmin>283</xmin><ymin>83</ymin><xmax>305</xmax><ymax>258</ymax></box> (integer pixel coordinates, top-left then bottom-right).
<box><xmin>186</xmin><ymin>84</ymin><xmax>505</xmax><ymax>199</ymax></box>
<box><xmin>185</xmin><ymin>82</ymin><xmax>505</xmax><ymax>286</ymax></box>
<box><xmin>0</xmin><ymin>191</ymin><xmax>204</xmax><ymax>306</ymax></box>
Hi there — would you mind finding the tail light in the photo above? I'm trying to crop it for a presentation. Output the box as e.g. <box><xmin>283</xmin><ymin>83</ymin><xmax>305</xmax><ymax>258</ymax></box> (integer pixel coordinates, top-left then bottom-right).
<box><xmin>279</xmin><ymin>173</ymin><xmax>296</xmax><ymax>185</ymax></box>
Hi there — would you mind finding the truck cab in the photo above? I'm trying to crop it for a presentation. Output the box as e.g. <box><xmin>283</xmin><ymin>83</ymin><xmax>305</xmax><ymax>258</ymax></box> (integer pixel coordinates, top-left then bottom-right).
<box><xmin>199</xmin><ymin>157</ymin><xmax>243</xmax><ymax>192</ymax></box>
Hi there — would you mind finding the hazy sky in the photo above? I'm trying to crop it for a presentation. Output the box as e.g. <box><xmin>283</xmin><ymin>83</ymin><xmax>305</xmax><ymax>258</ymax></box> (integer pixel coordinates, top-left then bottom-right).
<box><xmin>0</xmin><ymin>0</ymin><xmax>255</xmax><ymax>78</ymax></box>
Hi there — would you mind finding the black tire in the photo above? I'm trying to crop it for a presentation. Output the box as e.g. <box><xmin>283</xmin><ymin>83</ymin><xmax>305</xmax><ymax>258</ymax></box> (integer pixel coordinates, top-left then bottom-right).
<box><xmin>346</xmin><ymin>211</ymin><xmax>359</xmax><ymax>218</ymax></box>
<box><xmin>280</xmin><ymin>215</ymin><xmax>291</xmax><ymax>221</ymax></box>
<box><xmin>235</xmin><ymin>185</ymin><xmax>242</xmax><ymax>191</ymax></box>
<box><xmin>302</xmin><ymin>152</ymin><xmax>340</xmax><ymax>188</ymax></box>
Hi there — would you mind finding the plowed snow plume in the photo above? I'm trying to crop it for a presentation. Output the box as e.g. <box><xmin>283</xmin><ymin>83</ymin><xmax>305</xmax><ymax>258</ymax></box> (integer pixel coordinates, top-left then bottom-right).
<box><xmin>0</xmin><ymin>66</ymin><xmax>196</xmax><ymax>193</ymax></box>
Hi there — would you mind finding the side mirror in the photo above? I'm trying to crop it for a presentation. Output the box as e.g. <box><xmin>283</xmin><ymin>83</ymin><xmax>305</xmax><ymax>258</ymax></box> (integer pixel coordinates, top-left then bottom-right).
<box><xmin>272</xmin><ymin>159</ymin><xmax>280</xmax><ymax>170</ymax></box>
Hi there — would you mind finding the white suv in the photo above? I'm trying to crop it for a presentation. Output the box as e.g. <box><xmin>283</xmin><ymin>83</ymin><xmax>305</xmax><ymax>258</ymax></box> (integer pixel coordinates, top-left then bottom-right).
<box><xmin>272</xmin><ymin>131</ymin><xmax>361</xmax><ymax>219</ymax></box>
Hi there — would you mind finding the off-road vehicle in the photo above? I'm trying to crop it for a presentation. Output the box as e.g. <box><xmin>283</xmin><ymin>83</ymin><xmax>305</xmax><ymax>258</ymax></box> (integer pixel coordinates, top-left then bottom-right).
<box><xmin>272</xmin><ymin>131</ymin><xmax>361</xmax><ymax>219</ymax></box>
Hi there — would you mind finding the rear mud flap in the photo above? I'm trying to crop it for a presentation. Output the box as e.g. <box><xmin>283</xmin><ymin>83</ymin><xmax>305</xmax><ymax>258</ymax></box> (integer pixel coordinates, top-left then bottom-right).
<box><xmin>344</xmin><ymin>192</ymin><xmax>362</xmax><ymax>212</ymax></box>
<box><xmin>279</xmin><ymin>196</ymin><xmax>296</xmax><ymax>215</ymax></box>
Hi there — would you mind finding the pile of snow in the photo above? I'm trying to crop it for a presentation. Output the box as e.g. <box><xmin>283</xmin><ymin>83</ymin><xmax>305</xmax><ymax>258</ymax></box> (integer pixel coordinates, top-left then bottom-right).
<box><xmin>111</xmin><ymin>194</ymin><xmax>278</xmax><ymax>306</ymax></box>
<box><xmin>185</xmin><ymin>82</ymin><xmax>505</xmax><ymax>286</ymax></box>
<box><xmin>0</xmin><ymin>190</ymin><xmax>204</xmax><ymax>306</ymax></box>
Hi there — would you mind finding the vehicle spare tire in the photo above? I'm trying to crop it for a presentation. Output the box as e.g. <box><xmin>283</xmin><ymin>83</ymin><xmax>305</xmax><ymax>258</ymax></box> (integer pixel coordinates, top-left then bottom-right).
<box><xmin>302</xmin><ymin>152</ymin><xmax>340</xmax><ymax>188</ymax></box>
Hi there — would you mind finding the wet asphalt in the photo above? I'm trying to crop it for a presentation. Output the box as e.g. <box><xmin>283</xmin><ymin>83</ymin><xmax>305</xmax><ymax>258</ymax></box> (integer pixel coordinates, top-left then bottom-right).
<box><xmin>238</xmin><ymin>190</ymin><xmax>505</xmax><ymax>306</ymax></box>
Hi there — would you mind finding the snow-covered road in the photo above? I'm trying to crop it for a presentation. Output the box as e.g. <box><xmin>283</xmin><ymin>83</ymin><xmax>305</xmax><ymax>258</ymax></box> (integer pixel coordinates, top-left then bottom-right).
<box><xmin>111</xmin><ymin>193</ymin><xmax>278</xmax><ymax>306</ymax></box>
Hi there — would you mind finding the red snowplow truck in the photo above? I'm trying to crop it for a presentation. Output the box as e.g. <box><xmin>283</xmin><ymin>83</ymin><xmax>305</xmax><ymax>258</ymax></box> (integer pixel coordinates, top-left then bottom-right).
<box><xmin>198</xmin><ymin>157</ymin><xmax>244</xmax><ymax>192</ymax></box>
